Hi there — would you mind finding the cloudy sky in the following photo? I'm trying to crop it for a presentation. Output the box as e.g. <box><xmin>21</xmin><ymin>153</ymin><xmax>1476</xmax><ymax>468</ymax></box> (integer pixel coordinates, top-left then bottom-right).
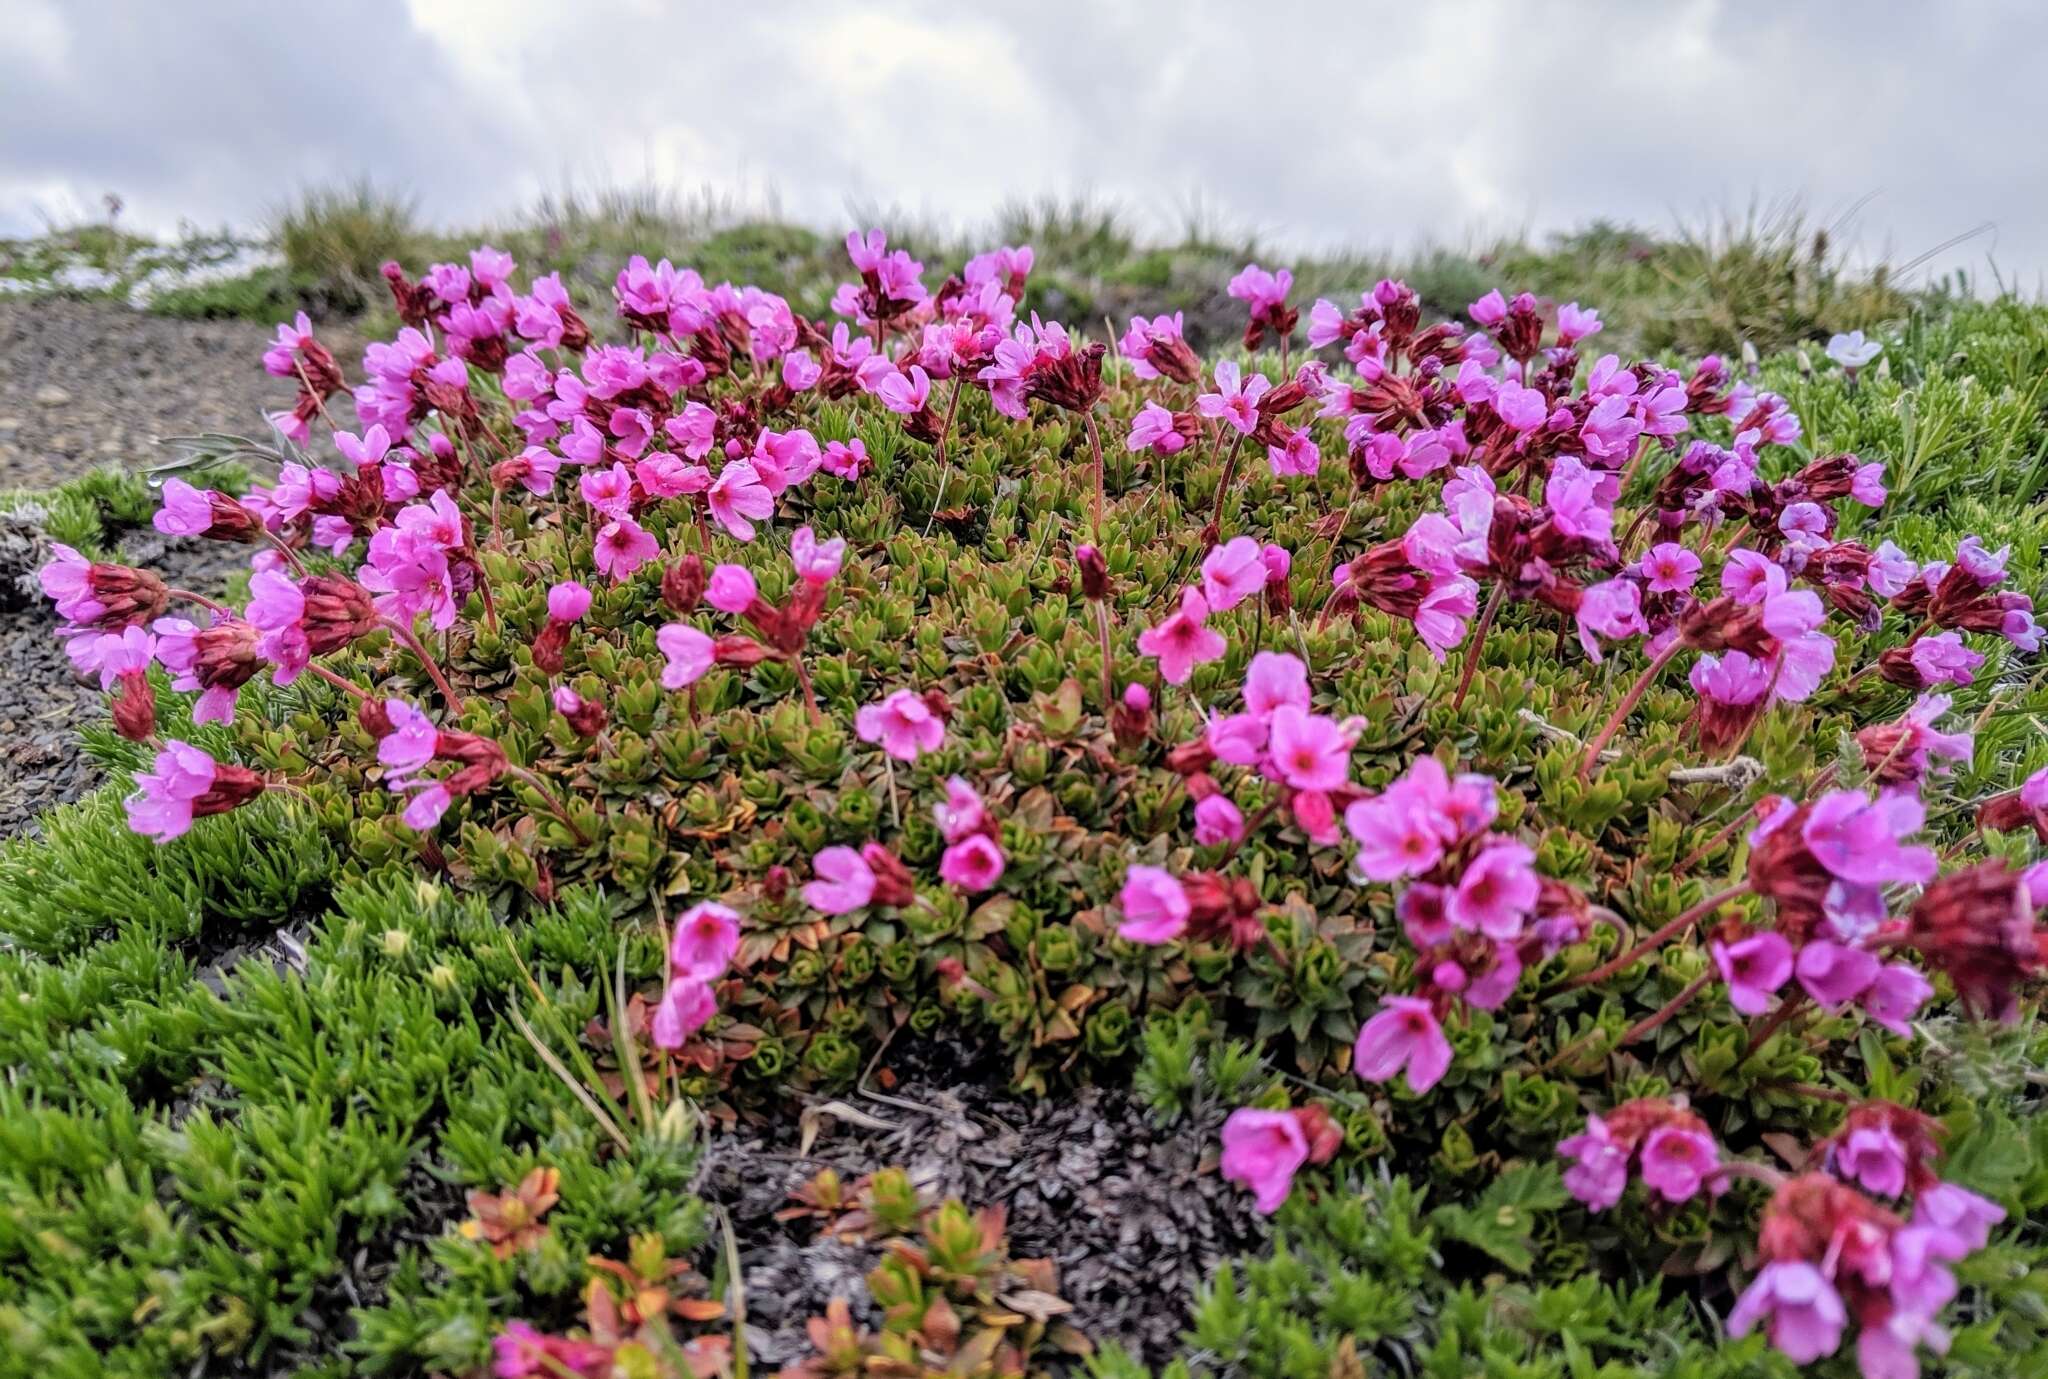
<box><xmin>3</xmin><ymin>0</ymin><xmax>2042</xmax><ymax>287</ymax></box>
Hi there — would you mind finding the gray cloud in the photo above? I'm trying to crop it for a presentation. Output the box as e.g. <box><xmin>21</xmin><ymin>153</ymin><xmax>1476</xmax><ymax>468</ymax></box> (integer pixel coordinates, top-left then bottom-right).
<box><xmin>2</xmin><ymin>0</ymin><xmax>2042</xmax><ymax>288</ymax></box>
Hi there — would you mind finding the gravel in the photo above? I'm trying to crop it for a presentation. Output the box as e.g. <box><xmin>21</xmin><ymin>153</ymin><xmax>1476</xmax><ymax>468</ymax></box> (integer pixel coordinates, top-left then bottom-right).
<box><xmin>0</xmin><ymin>297</ymin><xmax>307</xmax><ymax>492</ymax></box>
<box><xmin>699</xmin><ymin>1037</ymin><xmax>1266</xmax><ymax>1369</ymax></box>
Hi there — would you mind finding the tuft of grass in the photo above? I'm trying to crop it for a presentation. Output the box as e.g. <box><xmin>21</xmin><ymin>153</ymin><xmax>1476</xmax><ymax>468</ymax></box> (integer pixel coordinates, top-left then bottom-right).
<box><xmin>272</xmin><ymin>180</ymin><xmax>421</xmax><ymax>315</ymax></box>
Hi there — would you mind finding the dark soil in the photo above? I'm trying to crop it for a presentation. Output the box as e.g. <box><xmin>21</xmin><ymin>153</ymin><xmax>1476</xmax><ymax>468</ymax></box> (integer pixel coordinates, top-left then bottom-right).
<box><xmin>699</xmin><ymin>1037</ymin><xmax>1265</xmax><ymax>1370</ymax></box>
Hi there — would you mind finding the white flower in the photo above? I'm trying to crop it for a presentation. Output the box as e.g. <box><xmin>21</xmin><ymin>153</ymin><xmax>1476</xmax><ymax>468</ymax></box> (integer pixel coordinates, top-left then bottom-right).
<box><xmin>1825</xmin><ymin>330</ymin><xmax>1882</xmax><ymax>371</ymax></box>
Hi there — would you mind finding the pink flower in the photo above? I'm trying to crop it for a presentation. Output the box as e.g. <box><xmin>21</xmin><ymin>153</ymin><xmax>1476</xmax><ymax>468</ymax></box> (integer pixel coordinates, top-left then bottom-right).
<box><xmin>1265</xmin><ymin>430</ymin><xmax>1320</xmax><ymax>478</ymax></box>
<box><xmin>671</xmin><ymin>902</ymin><xmax>741</xmax><ymax>979</ymax></box>
<box><xmin>1265</xmin><ymin>704</ymin><xmax>1352</xmax><ymax>793</ymax></box>
<box><xmin>377</xmin><ymin>699</ymin><xmax>440</xmax><ymax>779</ymax></box>
<box><xmin>1555</xmin><ymin>302</ymin><xmax>1601</xmax><ymax>344</ymax></box>
<box><xmin>1226</xmin><ymin>263</ymin><xmax>1293</xmax><ymax>314</ymax></box>
<box><xmin>1413</xmin><ymin>578</ymin><xmax>1479</xmax><ymax>661</ymax></box>
<box><xmin>1127</xmin><ymin>401</ymin><xmax>1191</xmax><ymax>456</ymax></box>
<box><xmin>875</xmin><ymin>363</ymin><xmax>933</xmax><ymax>416</ymax></box>
<box><xmin>1557</xmin><ymin>1115</ymin><xmax>1629</xmax><ymax>1210</ymax></box>
<box><xmin>124</xmin><ymin>740</ymin><xmax>218</xmax><ymax>843</ymax></box>
<box><xmin>1862</xmin><ymin>962</ymin><xmax>1934</xmax><ymax>1037</ymax></box>
<box><xmin>939</xmin><ymin>835</ymin><xmax>1005</xmax><ymax>893</ymax></box>
<box><xmin>821</xmin><ymin>438</ymin><xmax>870</xmax><ymax>481</ymax></box>
<box><xmin>1801</xmin><ymin>790</ymin><xmax>1937</xmax><ymax>889</ymax></box>
<box><xmin>1793</xmin><ymin>939</ymin><xmax>1880</xmax><ymax>1008</ymax></box>
<box><xmin>1352</xmin><ymin>996</ymin><xmax>1452</xmax><ymax>1093</ymax></box>
<box><xmin>656</xmin><ymin>624</ymin><xmax>714</xmax><ymax>690</ymax></box>
<box><xmin>803</xmin><ymin>846</ymin><xmax>876</xmax><ymax>914</ymax></box>
<box><xmin>1574</xmin><ymin>578</ymin><xmax>1646</xmax><ymax>662</ymax></box>
<box><xmin>1468</xmin><ymin>290</ymin><xmax>1507</xmax><ymax>327</ymax></box>
<box><xmin>1835</xmin><ymin>1124</ymin><xmax>1910</xmax><ymax>1198</ymax></box>
<box><xmin>1193</xmin><ymin>794</ymin><xmax>1246</xmax><ymax>846</ymax></box>
<box><xmin>1243</xmin><ymin>650</ymin><xmax>1310</xmax><ymax>718</ymax></box>
<box><xmin>855</xmin><ymin>688</ymin><xmax>945</xmax><ymax>761</ymax></box>
<box><xmin>790</xmin><ymin>526</ymin><xmax>845</xmax><ymax>585</ymax></box>
<box><xmin>1494</xmin><ymin>382</ymin><xmax>1548</xmax><ymax>432</ymax></box>
<box><xmin>1219</xmin><ymin>1108</ymin><xmax>1309</xmax><ymax>1214</ymax></box>
<box><xmin>547</xmin><ymin>581</ymin><xmax>591</xmax><ymax>623</ymax></box>
<box><xmin>1727</xmin><ymin>1262</ymin><xmax>1846</xmax><ymax>1366</ymax></box>
<box><xmin>708</xmin><ymin>460</ymin><xmax>775</xmax><ymax>540</ymax></box>
<box><xmin>593</xmin><ymin>517</ymin><xmax>658</xmax><ymax>581</ymax></box>
<box><xmin>1446</xmin><ymin>840</ymin><xmax>1539</xmax><ymax>940</ymax></box>
<box><xmin>1913</xmin><ymin>1183</ymin><xmax>2006</xmax><ymax>1252</ymax></box>
<box><xmin>1638</xmin><ymin>542</ymin><xmax>1702</xmax><ymax>594</ymax></box>
<box><xmin>706</xmin><ymin>565</ymin><xmax>759</xmax><ymax>614</ymax></box>
<box><xmin>1638</xmin><ymin>1123</ymin><xmax>1717</xmax><ymax>1202</ymax></box>
<box><xmin>933</xmin><ymin>776</ymin><xmax>987</xmax><ymax>842</ymax></box>
<box><xmin>1200</xmin><ymin>537</ymin><xmax>1267</xmax><ymax>612</ymax></box>
<box><xmin>1137</xmin><ymin>586</ymin><xmax>1228</xmax><ymax>685</ymax></box>
<box><xmin>651</xmin><ymin>976</ymin><xmax>717</xmax><ymax>1049</ymax></box>
<box><xmin>1711</xmin><ymin>932</ymin><xmax>1795</xmax><ymax>1015</ymax></box>
<box><xmin>1196</xmin><ymin>360</ymin><xmax>1269</xmax><ymax>436</ymax></box>
<box><xmin>1117</xmin><ymin>865</ymin><xmax>1190</xmax><ymax>943</ymax></box>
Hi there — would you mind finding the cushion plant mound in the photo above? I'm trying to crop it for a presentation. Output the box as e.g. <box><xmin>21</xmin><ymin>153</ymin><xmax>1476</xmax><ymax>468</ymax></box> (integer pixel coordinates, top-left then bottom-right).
<box><xmin>8</xmin><ymin>233</ymin><xmax>2048</xmax><ymax>1378</ymax></box>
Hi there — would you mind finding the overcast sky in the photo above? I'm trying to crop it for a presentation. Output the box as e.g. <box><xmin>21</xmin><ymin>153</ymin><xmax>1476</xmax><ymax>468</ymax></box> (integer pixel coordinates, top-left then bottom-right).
<box><xmin>4</xmin><ymin>1</ymin><xmax>2043</xmax><ymax>289</ymax></box>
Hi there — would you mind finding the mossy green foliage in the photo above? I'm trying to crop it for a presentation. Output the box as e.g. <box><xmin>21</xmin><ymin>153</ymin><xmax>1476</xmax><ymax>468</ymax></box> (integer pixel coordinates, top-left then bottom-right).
<box><xmin>2</xmin><ymin>291</ymin><xmax>2047</xmax><ymax>1377</ymax></box>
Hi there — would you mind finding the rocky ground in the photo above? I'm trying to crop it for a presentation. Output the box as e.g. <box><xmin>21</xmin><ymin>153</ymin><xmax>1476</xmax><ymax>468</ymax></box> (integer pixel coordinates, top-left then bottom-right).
<box><xmin>699</xmin><ymin>1036</ymin><xmax>1264</xmax><ymax>1370</ymax></box>
<box><xmin>0</xmin><ymin>298</ymin><xmax>300</xmax><ymax>835</ymax></box>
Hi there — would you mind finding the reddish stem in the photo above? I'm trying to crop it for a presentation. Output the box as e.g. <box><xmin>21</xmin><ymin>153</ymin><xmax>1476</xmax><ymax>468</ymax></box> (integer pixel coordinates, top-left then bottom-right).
<box><xmin>1616</xmin><ymin>969</ymin><xmax>1714</xmax><ymax>1047</ymax></box>
<box><xmin>1452</xmin><ymin>582</ymin><xmax>1506</xmax><ymax>712</ymax></box>
<box><xmin>383</xmin><ymin>618</ymin><xmax>466</xmax><ymax>715</ymax></box>
<box><xmin>1577</xmin><ymin>641</ymin><xmax>1681</xmax><ymax>779</ymax></box>
<box><xmin>305</xmin><ymin>663</ymin><xmax>368</xmax><ymax>699</ymax></box>
<box><xmin>1206</xmin><ymin>430</ymin><xmax>1247</xmax><ymax>545</ymax></box>
<box><xmin>507</xmin><ymin>764</ymin><xmax>592</xmax><ymax>847</ymax></box>
<box><xmin>1095</xmin><ymin>599</ymin><xmax>1116</xmax><ymax>714</ymax></box>
<box><xmin>1566</xmin><ymin>882</ymin><xmax>1750</xmax><ymax>990</ymax></box>
<box><xmin>1085</xmin><ymin>409</ymin><xmax>1106</xmax><ymax>543</ymax></box>
<box><xmin>167</xmin><ymin>587</ymin><xmax>231</xmax><ymax>615</ymax></box>
<box><xmin>790</xmin><ymin>656</ymin><xmax>824</xmax><ymax>724</ymax></box>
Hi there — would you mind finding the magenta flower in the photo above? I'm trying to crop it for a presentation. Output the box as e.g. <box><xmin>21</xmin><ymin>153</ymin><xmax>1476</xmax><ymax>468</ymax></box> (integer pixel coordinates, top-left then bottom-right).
<box><xmin>651</xmin><ymin>976</ymin><xmax>717</xmax><ymax>1050</ymax></box>
<box><xmin>1574</xmin><ymin>578</ymin><xmax>1646</xmax><ymax>662</ymax></box>
<box><xmin>1793</xmin><ymin>939</ymin><xmax>1881</xmax><ymax>1008</ymax></box>
<box><xmin>790</xmin><ymin>526</ymin><xmax>846</xmax><ymax>585</ymax></box>
<box><xmin>1219</xmin><ymin>1108</ymin><xmax>1309</xmax><ymax>1214</ymax></box>
<box><xmin>1243</xmin><ymin>650</ymin><xmax>1310</xmax><ymax>719</ymax></box>
<box><xmin>1862</xmin><ymin>962</ymin><xmax>1934</xmax><ymax>1037</ymax></box>
<box><xmin>124</xmin><ymin>740</ymin><xmax>219</xmax><ymax>843</ymax></box>
<box><xmin>1117</xmin><ymin>865</ymin><xmax>1190</xmax><ymax>943</ymax></box>
<box><xmin>671</xmin><ymin>902</ymin><xmax>741</xmax><ymax>980</ymax></box>
<box><xmin>855</xmin><ymin>688</ymin><xmax>945</xmax><ymax>761</ymax></box>
<box><xmin>1196</xmin><ymin>360</ymin><xmax>1270</xmax><ymax>436</ymax></box>
<box><xmin>1193</xmin><ymin>794</ymin><xmax>1246</xmax><ymax>846</ymax></box>
<box><xmin>1727</xmin><ymin>1262</ymin><xmax>1846</xmax><ymax>1365</ymax></box>
<box><xmin>1127</xmin><ymin>401</ymin><xmax>1192</xmax><ymax>456</ymax></box>
<box><xmin>706</xmin><ymin>565</ymin><xmax>759</xmax><ymax>615</ymax></box>
<box><xmin>803</xmin><ymin>846</ymin><xmax>876</xmax><ymax>914</ymax></box>
<box><xmin>821</xmin><ymin>438</ymin><xmax>871</xmax><ymax>481</ymax></box>
<box><xmin>1137</xmin><ymin>586</ymin><xmax>1228</xmax><ymax>686</ymax></box>
<box><xmin>1446</xmin><ymin>840</ymin><xmax>1539</xmax><ymax>940</ymax></box>
<box><xmin>708</xmin><ymin>460</ymin><xmax>775</xmax><ymax>541</ymax></box>
<box><xmin>1913</xmin><ymin>1182</ymin><xmax>2006</xmax><ymax>1252</ymax></box>
<box><xmin>1494</xmin><ymin>382</ymin><xmax>1548</xmax><ymax>432</ymax></box>
<box><xmin>1637</xmin><ymin>1123</ymin><xmax>1718</xmax><ymax>1202</ymax></box>
<box><xmin>1352</xmin><ymin>996</ymin><xmax>1452</xmax><ymax>1093</ymax></box>
<box><xmin>547</xmin><ymin>581</ymin><xmax>592</xmax><ymax>623</ymax></box>
<box><xmin>1712</xmin><ymin>932</ymin><xmax>1795</xmax><ymax>1015</ymax></box>
<box><xmin>1226</xmin><ymin>263</ymin><xmax>1293</xmax><ymax>315</ymax></box>
<box><xmin>939</xmin><ymin>835</ymin><xmax>1005</xmax><ymax>893</ymax></box>
<box><xmin>1800</xmin><ymin>790</ymin><xmax>1937</xmax><ymax>890</ymax></box>
<box><xmin>593</xmin><ymin>517</ymin><xmax>658</xmax><ymax>581</ymax></box>
<box><xmin>933</xmin><ymin>776</ymin><xmax>988</xmax><ymax>843</ymax></box>
<box><xmin>1555</xmin><ymin>302</ymin><xmax>1601</xmax><ymax>344</ymax></box>
<box><xmin>1200</xmin><ymin>537</ymin><xmax>1267</xmax><ymax>613</ymax></box>
<box><xmin>656</xmin><ymin>624</ymin><xmax>714</xmax><ymax>689</ymax></box>
<box><xmin>1835</xmin><ymin>1124</ymin><xmax>1910</xmax><ymax>1198</ymax></box>
<box><xmin>378</xmin><ymin>699</ymin><xmax>440</xmax><ymax>780</ymax></box>
<box><xmin>1265</xmin><ymin>704</ymin><xmax>1352</xmax><ymax>793</ymax></box>
<box><xmin>1557</xmin><ymin>1115</ymin><xmax>1629</xmax><ymax>1211</ymax></box>
<box><xmin>1639</xmin><ymin>542</ymin><xmax>1702</xmax><ymax>594</ymax></box>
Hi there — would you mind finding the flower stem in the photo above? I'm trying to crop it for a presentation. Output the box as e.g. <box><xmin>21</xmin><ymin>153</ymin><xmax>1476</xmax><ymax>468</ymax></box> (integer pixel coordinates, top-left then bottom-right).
<box><xmin>791</xmin><ymin>656</ymin><xmax>824</xmax><ymax>725</ymax></box>
<box><xmin>1086</xmin><ymin>409</ymin><xmax>1106</xmax><ymax>544</ymax></box>
<box><xmin>1566</xmin><ymin>882</ymin><xmax>1750</xmax><ymax>990</ymax></box>
<box><xmin>167</xmin><ymin>587</ymin><xmax>231</xmax><ymax>615</ymax></box>
<box><xmin>507</xmin><ymin>764</ymin><xmax>593</xmax><ymax>847</ymax></box>
<box><xmin>305</xmin><ymin>663</ymin><xmax>368</xmax><ymax>699</ymax></box>
<box><xmin>1206</xmin><ymin>431</ymin><xmax>1247</xmax><ymax>545</ymax></box>
<box><xmin>1452</xmin><ymin>581</ymin><xmax>1505</xmax><ymax>712</ymax></box>
<box><xmin>383</xmin><ymin>618</ymin><xmax>466</xmax><ymax>715</ymax></box>
<box><xmin>1616</xmin><ymin>969</ymin><xmax>1713</xmax><ymax>1047</ymax></box>
<box><xmin>1577</xmin><ymin>640</ymin><xmax>1681</xmax><ymax>779</ymax></box>
<box><xmin>1095</xmin><ymin>599</ymin><xmax>1116</xmax><ymax>714</ymax></box>
<box><xmin>1742</xmin><ymin>991</ymin><xmax>1808</xmax><ymax>1057</ymax></box>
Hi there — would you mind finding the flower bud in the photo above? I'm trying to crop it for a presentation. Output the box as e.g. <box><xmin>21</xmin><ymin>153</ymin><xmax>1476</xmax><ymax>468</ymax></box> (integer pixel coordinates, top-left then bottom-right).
<box><xmin>1075</xmin><ymin>544</ymin><xmax>1110</xmax><ymax>601</ymax></box>
<box><xmin>1111</xmin><ymin>681</ymin><xmax>1151</xmax><ymax>749</ymax></box>
<box><xmin>662</xmin><ymin>554</ymin><xmax>707</xmax><ymax>614</ymax></box>
<box><xmin>110</xmin><ymin>671</ymin><xmax>156</xmax><ymax>742</ymax></box>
